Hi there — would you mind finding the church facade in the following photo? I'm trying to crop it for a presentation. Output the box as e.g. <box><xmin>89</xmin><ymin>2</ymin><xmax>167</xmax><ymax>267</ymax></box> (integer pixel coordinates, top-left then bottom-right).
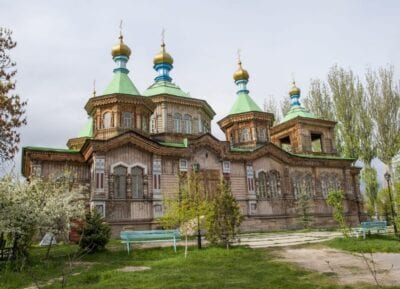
<box><xmin>22</xmin><ymin>34</ymin><xmax>364</xmax><ymax>235</ymax></box>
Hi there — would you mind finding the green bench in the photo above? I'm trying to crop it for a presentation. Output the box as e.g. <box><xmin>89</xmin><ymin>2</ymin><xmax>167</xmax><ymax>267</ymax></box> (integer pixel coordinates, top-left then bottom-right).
<box><xmin>120</xmin><ymin>230</ymin><xmax>181</xmax><ymax>254</ymax></box>
<box><xmin>353</xmin><ymin>221</ymin><xmax>387</xmax><ymax>239</ymax></box>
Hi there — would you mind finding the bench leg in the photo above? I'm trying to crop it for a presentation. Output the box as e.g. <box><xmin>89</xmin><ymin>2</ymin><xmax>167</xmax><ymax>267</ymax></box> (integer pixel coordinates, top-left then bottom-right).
<box><xmin>173</xmin><ymin>237</ymin><xmax>177</xmax><ymax>253</ymax></box>
<box><xmin>126</xmin><ymin>242</ymin><xmax>130</xmax><ymax>254</ymax></box>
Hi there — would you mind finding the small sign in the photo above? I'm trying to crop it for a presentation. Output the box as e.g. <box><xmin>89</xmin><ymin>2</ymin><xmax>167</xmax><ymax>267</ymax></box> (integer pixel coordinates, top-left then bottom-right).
<box><xmin>39</xmin><ymin>232</ymin><xmax>57</xmax><ymax>246</ymax></box>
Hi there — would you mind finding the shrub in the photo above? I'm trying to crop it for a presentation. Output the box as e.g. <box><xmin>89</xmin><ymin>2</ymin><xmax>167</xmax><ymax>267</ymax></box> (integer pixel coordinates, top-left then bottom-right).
<box><xmin>79</xmin><ymin>211</ymin><xmax>111</xmax><ymax>253</ymax></box>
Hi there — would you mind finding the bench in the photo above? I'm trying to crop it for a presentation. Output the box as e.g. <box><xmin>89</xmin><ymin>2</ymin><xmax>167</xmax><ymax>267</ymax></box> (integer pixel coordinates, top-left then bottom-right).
<box><xmin>120</xmin><ymin>230</ymin><xmax>181</xmax><ymax>254</ymax></box>
<box><xmin>353</xmin><ymin>221</ymin><xmax>387</xmax><ymax>239</ymax></box>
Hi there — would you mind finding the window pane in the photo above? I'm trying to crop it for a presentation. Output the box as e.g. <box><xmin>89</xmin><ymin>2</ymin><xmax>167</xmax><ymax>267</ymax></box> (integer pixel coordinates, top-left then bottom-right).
<box><xmin>103</xmin><ymin>112</ymin><xmax>112</xmax><ymax>129</ymax></box>
<box><xmin>113</xmin><ymin>166</ymin><xmax>127</xmax><ymax>198</ymax></box>
<box><xmin>132</xmin><ymin>166</ymin><xmax>144</xmax><ymax>198</ymax></box>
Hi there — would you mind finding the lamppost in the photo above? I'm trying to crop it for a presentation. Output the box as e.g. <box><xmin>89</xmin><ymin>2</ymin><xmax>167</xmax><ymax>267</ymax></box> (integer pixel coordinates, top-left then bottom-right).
<box><xmin>384</xmin><ymin>172</ymin><xmax>398</xmax><ymax>235</ymax></box>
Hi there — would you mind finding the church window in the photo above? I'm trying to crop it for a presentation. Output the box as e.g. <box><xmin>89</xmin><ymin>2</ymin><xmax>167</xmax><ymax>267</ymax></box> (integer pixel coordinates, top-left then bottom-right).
<box><xmin>179</xmin><ymin>159</ymin><xmax>188</xmax><ymax>172</ymax></box>
<box><xmin>31</xmin><ymin>164</ymin><xmax>42</xmax><ymax>177</ymax></box>
<box><xmin>321</xmin><ymin>173</ymin><xmax>330</xmax><ymax>197</ymax></box>
<box><xmin>142</xmin><ymin>115</ymin><xmax>148</xmax><ymax>131</ymax></box>
<box><xmin>153</xmin><ymin>158</ymin><xmax>161</xmax><ymax>191</ymax></box>
<box><xmin>303</xmin><ymin>174</ymin><xmax>314</xmax><ymax>197</ymax></box>
<box><xmin>131</xmin><ymin>166</ymin><xmax>144</xmax><ymax>198</ymax></box>
<box><xmin>184</xmin><ymin>114</ymin><xmax>192</xmax><ymax>134</ymax></box>
<box><xmin>280</xmin><ymin>136</ymin><xmax>292</xmax><ymax>152</ymax></box>
<box><xmin>258</xmin><ymin>128</ymin><xmax>267</xmax><ymax>142</ymax></box>
<box><xmin>311</xmin><ymin>133</ymin><xmax>323</xmax><ymax>153</ymax></box>
<box><xmin>241</xmin><ymin>128</ymin><xmax>250</xmax><ymax>142</ymax></box>
<box><xmin>174</xmin><ymin>113</ymin><xmax>182</xmax><ymax>133</ymax></box>
<box><xmin>103</xmin><ymin>112</ymin><xmax>112</xmax><ymax>129</ymax></box>
<box><xmin>122</xmin><ymin>112</ymin><xmax>132</xmax><ymax>128</ymax></box>
<box><xmin>257</xmin><ymin>171</ymin><xmax>267</xmax><ymax>198</ymax></box>
<box><xmin>113</xmin><ymin>165</ymin><xmax>127</xmax><ymax>198</ymax></box>
<box><xmin>246</xmin><ymin>165</ymin><xmax>255</xmax><ymax>192</ymax></box>
<box><xmin>222</xmin><ymin>161</ymin><xmax>231</xmax><ymax>174</ymax></box>
<box><xmin>292</xmin><ymin>174</ymin><xmax>301</xmax><ymax>198</ymax></box>
<box><xmin>94</xmin><ymin>158</ymin><xmax>105</xmax><ymax>192</ymax></box>
<box><xmin>150</xmin><ymin>115</ymin><xmax>155</xmax><ymax>133</ymax></box>
<box><xmin>268</xmin><ymin>170</ymin><xmax>280</xmax><ymax>197</ymax></box>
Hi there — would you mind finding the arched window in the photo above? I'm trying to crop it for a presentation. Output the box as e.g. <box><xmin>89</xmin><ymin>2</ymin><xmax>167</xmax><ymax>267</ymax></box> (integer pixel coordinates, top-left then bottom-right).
<box><xmin>142</xmin><ymin>115</ymin><xmax>148</xmax><ymax>131</ymax></box>
<box><xmin>131</xmin><ymin>166</ymin><xmax>144</xmax><ymax>198</ymax></box>
<box><xmin>268</xmin><ymin>170</ymin><xmax>280</xmax><ymax>197</ymax></box>
<box><xmin>257</xmin><ymin>171</ymin><xmax>267</xmax><ymax>198</ymax></box>
<box><xmin>184</xmin><ymin>114</ymin><xmax>192</xmax><ymax>134</ymax></box>
<box><xmin>321</xmin><ymin>173</ymin><xmax>330</xmax><ymax>198</ymax></box>
<box><xmin>241</xmin><ymin>128</ymin><xmax>250</xmax><ymax>142</ymax></box>
<box><xmin>292</xmin><ymin>174</ymin><xmax>301</xmax><ymax>198</ymax></box>
<box><xmin>174</xmin><ymin>113</ymin><xmax>182</xmax><ymax>133</ymax></box>
<box><xmin>122</xmin><ymin>112</ymin><xmax>132</xmax><ymax>128</ymax></box>
<box><xmin>113</xmin><ymin>166</ymin><xmax>127</xmax><ymax>198</ymax></box>
<box><xmin>103</xmin><ymin>112</ymin><xmax>112</xmax><ymax>129</ymax></box>
<box><xmin>303</xmin><ymin>174</ymin><xmax>314</xmax><ymax>197</ymax></box>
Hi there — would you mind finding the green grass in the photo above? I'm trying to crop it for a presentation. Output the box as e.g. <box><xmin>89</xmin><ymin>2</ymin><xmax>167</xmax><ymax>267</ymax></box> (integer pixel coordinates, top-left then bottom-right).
<box><xmin>325</xmin><ymin>235</ymin><xmax>400</xmax><ymax>253</ymax></box>
<box><xmin>1</xmin><ymin>240</ymin><xmax>399</xmax><ymax>289</ymax></box>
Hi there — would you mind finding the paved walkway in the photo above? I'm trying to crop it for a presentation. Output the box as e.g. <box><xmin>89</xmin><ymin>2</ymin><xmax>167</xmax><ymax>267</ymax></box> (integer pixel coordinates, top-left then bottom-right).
<box><xmin>237</xmin><ymin>231</ymin><xmax>343</xmax><ymax>248</ymax></box>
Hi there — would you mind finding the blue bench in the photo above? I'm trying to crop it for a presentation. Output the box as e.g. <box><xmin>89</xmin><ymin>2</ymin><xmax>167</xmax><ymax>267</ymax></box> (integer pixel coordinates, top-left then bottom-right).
<box><xmin>120</xmin><ymin>230</ymin><xmax>181</xmax><ymax>254</ymax></box>
<box><xmin>353</xmin><ymin>221</ymin><xmax>387</xmax><ymax>239</ymax></box>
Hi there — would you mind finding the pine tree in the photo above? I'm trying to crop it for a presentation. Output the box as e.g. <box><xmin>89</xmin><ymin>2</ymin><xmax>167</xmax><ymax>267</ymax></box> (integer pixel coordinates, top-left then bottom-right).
<box><xmin>79</xmin><ymin>211</ymin><xmax>111</xmax><ymax>253</ymax></box>
<box><xmin>206</xmin><ymin>180</ymin><xmax>242</xmax><ymax>248</ymax></box>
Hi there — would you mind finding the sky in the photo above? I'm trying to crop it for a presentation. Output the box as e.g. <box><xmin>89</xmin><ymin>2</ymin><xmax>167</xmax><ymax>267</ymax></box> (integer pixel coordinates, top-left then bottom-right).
<box><xmin>2</xmin><ymin>0</ymin><xmax>400</xmax><ymax>174</ymax></box>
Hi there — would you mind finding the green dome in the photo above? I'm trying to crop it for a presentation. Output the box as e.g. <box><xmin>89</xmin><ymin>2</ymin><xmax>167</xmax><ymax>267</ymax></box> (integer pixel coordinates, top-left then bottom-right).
<box><xmin>228</xmin><ymin>92</ymin><xmax>262</xmax><ymax>115</ymax></box>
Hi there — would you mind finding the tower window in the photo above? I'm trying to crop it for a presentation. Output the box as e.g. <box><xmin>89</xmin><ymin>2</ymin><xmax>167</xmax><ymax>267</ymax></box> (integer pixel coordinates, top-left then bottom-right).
<box><xmin>103</xmin><ymin>112</ymin><xmax>112</xmax><ymax>129</ymax></box>
<box><xmin>142</xmin><ymin>115</ymin><xmax>148</xmax><ymax>131</ymax></box>
<box><xmin>184</xmin><ymin>114</ymin><xmax>192</xmax><ymax>134</ymax></box>
<box><xmin>241</xmin><ymin>128</ymin><xmax>250</xmax><ymax>142</ymax></box>
<box><xmin>122</xmin><ymin>112</ymin><xmax>132</xmax><ymax>128</ymax></box>
<box><xmin>174</xmin><ymin>113</ymin><xmax>182</xmax><ymax>133</ymax></box>
<box><xmin>279</xmin><ymin>136</ymin><xmax>292</xmax><ymax>152</ymax></box>
<box><xmin>311</xmin><ymin>133</ymin><xmax>323</xmax><ymax>153</ymax></box>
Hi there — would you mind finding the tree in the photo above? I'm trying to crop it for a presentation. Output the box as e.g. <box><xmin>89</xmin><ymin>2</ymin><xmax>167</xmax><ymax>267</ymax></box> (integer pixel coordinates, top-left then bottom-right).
<box><xmin>304</xmin><ymin>79</ymin><xmax>334</xmax><ymax>120</ymax></box>
<box><xmin>327</xmin><ymin>65</ymin><xmax>362</xmax><ymax>159</ymax></box>
<box><xmin>79</xmin><ymin>211</ymin><xmax>111</xmax><ymax>253</ymax></box>
<box><xmin>160</xmin><ymin>171</ymin><xmax>209</xmax><ymax>257</ymax></box>
<box><xmin>206</xmin><ymin>180</ymin><xmax>242</xmax><ymax>248</ymax></box>
<box><xmin>0</xmin><ymin>171</ymin><xmax>86</xmax><ymax>268</ymax></box>
<box><xmin>264</xmin><ymin>96</ymin><xmax>280</xmax><ymax>124</ymax></box>
<box><xmin>366</xmin><ymin>66</ymin><xmax>400</xmax><ymax>174</ymax></box>
<box><xmin>361</xmin><ymin>166</ymin><xmax>380</xmax><ymax>218</ymax></box>
<box><xmin>326</xmin><ymin>190</ymin><xmax>350</xmax><ymax>237</ymax></box>
<box><xmin>0</xmin><ymin>28</ymin><xmax>27</xmax><ymax>163</ymax></box>
<box><xmin>280</xmin><ymin>97</ymin><xmax>291</xmax><ymax>118</ymax></box>
<box><xmin>296</xmin><ymin>184</ymin><xmax>313</xmax><ymax>229</ymax></box>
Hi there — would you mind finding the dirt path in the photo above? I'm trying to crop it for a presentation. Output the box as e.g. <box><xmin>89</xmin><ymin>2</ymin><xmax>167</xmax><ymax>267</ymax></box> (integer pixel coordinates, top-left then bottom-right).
<box><xmin>277</xmin><ymin>248</ymin><xmax>400</xmax><ymax>286</ymax></box>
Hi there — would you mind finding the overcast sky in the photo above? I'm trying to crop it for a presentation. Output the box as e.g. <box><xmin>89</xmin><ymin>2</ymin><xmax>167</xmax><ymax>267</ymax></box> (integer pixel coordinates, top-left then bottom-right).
<box><xmin>2</xmin><ymin>0</ymin><xmax>400</xmax><ymax>173</ymax></box>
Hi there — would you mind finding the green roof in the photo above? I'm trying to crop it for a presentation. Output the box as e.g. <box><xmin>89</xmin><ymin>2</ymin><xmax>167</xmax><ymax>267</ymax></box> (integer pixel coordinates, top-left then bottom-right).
<box><xmin>158</xmin><ymin>139</ymin><xmax>188</xmax><ymax>148</ymax></box>
<box><xmin>282</xmin><ymin>106</ymin><xmax>315</xmax><ymax>122</ymax></box>
<box><xmin>289</xmin><ymin>152</ymin><xmax>355</xmax><ymax>161</ymax></box>
<box><xmin>143</xmin><ymin>81</ymin><xmax>188</xmax><ymax>98</ymax></box>
<box><xmin>230</xmin><ymin>144</ymin><xmax>264</xmax><ymax>152</ymax></box>
<box><xmin>103</xmin><ymin>71</ymin><xmax>140</xmax><ymax>95</ymax></box>
<box><xmin>228</xmin><ymin>92</ymin><xmax>263</xmax><ymax>115</ymax></box>
<box><xmin>78</xmin><ymin>117</ymin><xmax>93</xmax><ymax>138</ymax></box>
<box><xmin>24</xmin><ymin>146</ymin><xmax>79</xmax><ymax>153</ymax></box>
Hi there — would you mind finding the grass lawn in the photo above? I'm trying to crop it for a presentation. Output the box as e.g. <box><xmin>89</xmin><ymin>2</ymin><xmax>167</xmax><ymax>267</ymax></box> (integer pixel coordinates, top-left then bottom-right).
<box><xmin>325</xmin><ymin>234</ymin><xmax>400</xmax><ymax>253</ymax></box>
<box><xmin>1</xmin><ymin>240</ymin><xmax>399</xmax><ymax>289</ymax></box>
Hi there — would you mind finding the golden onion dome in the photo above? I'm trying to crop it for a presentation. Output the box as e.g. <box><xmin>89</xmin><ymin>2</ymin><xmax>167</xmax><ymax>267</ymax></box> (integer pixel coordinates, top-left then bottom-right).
<box><xmin>233</xmin><ymin>61</ymin><xmax>249</xmax><ymax>81</ymax></box>
<box><xmin>111</xmin><ymin>35</ymin><xmax>131</xmax><ymax>58</ymax></box>
<box><xmin>289</xmin><ymin>81</ymin><xmax>301</xmax><ymax>96</ymax></box>
<box><xmin>153</xmin><ymin>42</ymin><xmax>173</xmax><ymax>65</ymax></box>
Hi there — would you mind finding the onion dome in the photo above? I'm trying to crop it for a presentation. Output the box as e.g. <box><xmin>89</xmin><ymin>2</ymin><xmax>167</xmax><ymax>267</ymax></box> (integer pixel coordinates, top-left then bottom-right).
<box><xmin>111</xmin><ymin>35</ymin><xmax>131</xmax><ymax>58</ymax></box>
<box><xmin>153</xmin><ymin>42</ymin><xmax>173</xmax><ymax>65</ymax></box>
<box><xmin>289</xmin><ymin>81</ymin><xmax>301</xmax><ymax>96</ymax></box>
<box><xmin>233</xmin><ymin>61</ymin><xmax>249</xmax><ymax>82</ymax></box>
